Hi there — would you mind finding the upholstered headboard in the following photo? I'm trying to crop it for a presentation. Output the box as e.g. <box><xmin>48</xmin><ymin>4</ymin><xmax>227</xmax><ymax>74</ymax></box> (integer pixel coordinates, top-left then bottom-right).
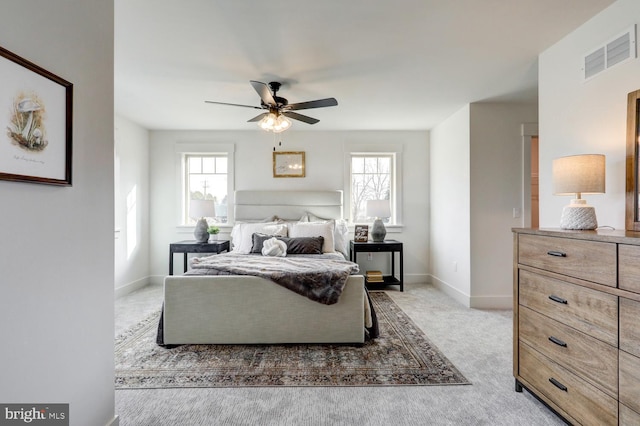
<box><xmin>234</xmin><ymin>190</ymin><xmax>343</xmax><ymax>221</ymax></box>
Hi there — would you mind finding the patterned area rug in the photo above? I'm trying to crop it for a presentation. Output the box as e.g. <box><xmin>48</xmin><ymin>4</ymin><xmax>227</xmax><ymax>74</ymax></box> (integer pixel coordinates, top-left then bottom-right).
<box><xmin>115</xmin><ymin>292</ymin><xmax>470</xmax><ymax>389</ymax></box>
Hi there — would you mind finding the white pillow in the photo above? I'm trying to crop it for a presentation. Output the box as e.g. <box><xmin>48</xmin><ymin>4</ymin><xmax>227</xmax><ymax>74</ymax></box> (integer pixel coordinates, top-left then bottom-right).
<box><xmin>289</xmin><ymin>221</ymin><xmax>335</xmax><ymax>253</ymax></box>
<box><xmin>231</xmin><ymin>222</ymin><xmax>286</xmax><ymax>254</ymax></box>
<box><xmin>298</xmin><ymin>212</ymin><xmax>349</xmax><ymax>257</ymax></box>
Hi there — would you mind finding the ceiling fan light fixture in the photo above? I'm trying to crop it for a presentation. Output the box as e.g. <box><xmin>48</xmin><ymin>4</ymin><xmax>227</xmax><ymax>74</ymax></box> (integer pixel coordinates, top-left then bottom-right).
<box><xmin>259</xmin><ymin>112</ymin><xmax>291</xmax><ymax>133</ymax></box>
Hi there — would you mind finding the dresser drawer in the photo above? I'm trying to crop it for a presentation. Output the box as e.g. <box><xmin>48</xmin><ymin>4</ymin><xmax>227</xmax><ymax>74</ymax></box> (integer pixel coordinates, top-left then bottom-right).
<box><xmin>620</xmin><ymin>403</ymin><xmax>640</xmax><ymax>425</ymax></box>
<box><xmin>518</xmin><ymin>234</ymin><xmax>616</xmax><ymax>287</ymax></box>
<box><xmin>519</xmin><ymin>344</ymin><xmax>617</xmax><ymax>426</ymax></box>
<box><xmin>620</xmin><ymin>350</ymin><xmax>640</xmax><ymax>415</ymax></box>
<box><xmin>620</xmin><ymin>244</ymin><xmax>640</xmax><ymax>294</ymax></box>
<box><xmin>519</xmin><ymin>269</ymin><xmax>618</xmax><ymax>346</ymax></box>
<box><xmin>620</xmin><ymin>298</ymin><xmax>640</xmax><ymax>358</ymax></box>
<box><xmin>519</xmin><ymin>306</ymin><xmax>617</xmax><ymax>397</ymax></box>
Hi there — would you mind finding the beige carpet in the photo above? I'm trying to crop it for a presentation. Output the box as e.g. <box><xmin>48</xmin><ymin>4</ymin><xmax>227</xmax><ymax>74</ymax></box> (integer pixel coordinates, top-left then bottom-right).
<box><xmin>115</xmin><ymin>292</ymin><xmax>469</xmax><ymax>389</ymax></box>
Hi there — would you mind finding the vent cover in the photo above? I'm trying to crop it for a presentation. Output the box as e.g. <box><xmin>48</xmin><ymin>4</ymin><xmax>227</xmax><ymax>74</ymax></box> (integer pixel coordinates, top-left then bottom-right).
<box><xmin>584</xmin><ymin>24</ymin><xmax>636</xmax><ymax>80</ymax></box>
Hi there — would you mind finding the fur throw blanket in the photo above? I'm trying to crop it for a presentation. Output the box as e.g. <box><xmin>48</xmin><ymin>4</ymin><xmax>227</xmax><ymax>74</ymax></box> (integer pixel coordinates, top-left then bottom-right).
<box><xmin>189</xmin><ymin>253</ymin><xmax>359</xmax><ymax>305</ymax></box>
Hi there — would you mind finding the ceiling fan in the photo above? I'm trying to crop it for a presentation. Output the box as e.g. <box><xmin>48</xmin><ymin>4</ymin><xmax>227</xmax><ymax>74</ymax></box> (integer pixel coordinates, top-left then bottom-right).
<box><xmin>205</xmin><ymin>81</ymin><xmax>338</xmax><ymax>132</ymax></box>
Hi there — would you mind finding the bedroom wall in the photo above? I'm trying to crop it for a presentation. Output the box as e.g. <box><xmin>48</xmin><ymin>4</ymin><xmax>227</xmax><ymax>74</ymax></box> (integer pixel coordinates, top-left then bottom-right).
<box><xmin>469</xmin><ymin>102</ymin><xmax>537</xmax><ymax>308</ymax></box>
<box><xmin>0</xmin><ymin>2</ymin><xmax>116</xmax><ymax>426</ymax></box>
<box><xmin>539</xmin><ymin>0</ymin><xmax>640</xmax><ymax>229</ymax></box>
<box><xmin>429</xmin><ymin>102</ymin><xmax>537</xmax><ymax>308</ymax></box>
<box><xmin>115</xmin><ymin>115</ymin><xmax>150</xmax><ymax>296</ymax></box>
<box><xmin>429</xmin><ymin>105</ymin><xmax>472</xmax><ymax>305</ymax></box>
<box><xmin>148</xmin><ymin>130</ymin><xmax>429</xmax><ymax>284</ymax></box>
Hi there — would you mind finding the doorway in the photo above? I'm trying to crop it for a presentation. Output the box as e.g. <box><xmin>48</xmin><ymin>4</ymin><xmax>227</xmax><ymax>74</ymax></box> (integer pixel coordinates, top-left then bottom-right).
<box><xmin>530</xmin><ymin>136</ymin><xmax>539</xmax><ymax>228</ymax></box>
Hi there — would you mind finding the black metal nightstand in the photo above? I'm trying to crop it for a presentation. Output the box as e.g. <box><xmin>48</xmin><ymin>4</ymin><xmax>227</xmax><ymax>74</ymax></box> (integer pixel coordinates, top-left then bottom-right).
<box><xmin>349</xmin><ymin>239</ymin><xmax>403</xmax><ymax>291</ymax></box>
<box><xmin>169</xmin><ymin>240</ymin><xmax>230</xmax><ymax>275</ymax></box>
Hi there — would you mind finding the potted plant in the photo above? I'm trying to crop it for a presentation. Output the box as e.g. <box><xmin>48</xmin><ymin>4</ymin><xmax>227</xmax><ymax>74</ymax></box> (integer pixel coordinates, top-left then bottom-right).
<box><xmin>207</xmin><ymin>225</ymin><xmax>220</xmax><ymax>241</ymax></box>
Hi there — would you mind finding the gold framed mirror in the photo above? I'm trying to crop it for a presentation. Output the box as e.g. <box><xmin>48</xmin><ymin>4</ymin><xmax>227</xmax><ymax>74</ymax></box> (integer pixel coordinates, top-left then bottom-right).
<box><xmin>626</xmin><ymin>89</ymin><xmax>640</xmax><ymax>230</ymax></box>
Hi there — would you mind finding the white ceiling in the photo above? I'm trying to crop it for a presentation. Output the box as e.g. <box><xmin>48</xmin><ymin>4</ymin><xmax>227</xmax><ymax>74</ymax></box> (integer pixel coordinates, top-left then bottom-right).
<box><xmin>114</xmin><ymin>0</ymin><xmax>614</xmax><ymax>131</ymax></box>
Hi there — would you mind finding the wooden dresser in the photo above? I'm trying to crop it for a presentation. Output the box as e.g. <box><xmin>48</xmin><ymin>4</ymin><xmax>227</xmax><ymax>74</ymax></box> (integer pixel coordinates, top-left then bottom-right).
<box><xmin>513</xmin><ymin>228</ymin><xmax>640</xmax><ymax>425</ymax></box>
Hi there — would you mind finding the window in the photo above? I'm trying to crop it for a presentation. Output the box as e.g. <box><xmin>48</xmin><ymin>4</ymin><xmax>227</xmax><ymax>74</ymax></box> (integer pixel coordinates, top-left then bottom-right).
<box><xmin>184</xmin><ymin>154</ymin><xmax>228</xmax><ymax>224</ymax></box>
<box><xmin>350</xmin><ymin>154</ymin><xmax>395</xmax><ymax>224</ymax></box>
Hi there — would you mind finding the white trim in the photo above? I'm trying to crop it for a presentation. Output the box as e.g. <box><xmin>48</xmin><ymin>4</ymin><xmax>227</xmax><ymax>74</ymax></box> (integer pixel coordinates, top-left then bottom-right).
<box><xmin>343</xmin><ymin>142</ymin><xmax>404</xmax><ymax>226</ymax></box>
<box><xmin>115</xmin><ymin>276</ymin><xmax>150</xmax><ymax>299</ymax></box>
<box><xmin>106</xmin><ymin>415</ymin><xmax>120</xmax><ymax>426</ymax></box>
<box><xmin>469</xmin><ymin>295</ymin><xmax>513</xmax><ymax>310</ymax></box>
<box><xmin>174</xmin><ymin>142</ymin><xmax>235</xmax><ymax>227</ymax></box>
<box><xmin>429</xmin><ymin>275</ymin><xmax>470</xmax><ymax>308</ymax></box>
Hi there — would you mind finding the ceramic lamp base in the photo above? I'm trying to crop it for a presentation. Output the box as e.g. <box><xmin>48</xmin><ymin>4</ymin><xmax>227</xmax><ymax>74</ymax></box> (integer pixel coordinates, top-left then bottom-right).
<box><xmin>371</xmin><ymin>218</ymin><xmax>387</xmax><ymax>242</ymax></box>
<box><xmin>194</xmin><ymin>218</ymin><xmax>210</xmax><ymax>242</ymax></box>
<box><xmin>560</xmin><ymin>200</ymin><xmax>597</xmax><ymax>230</ymax></box>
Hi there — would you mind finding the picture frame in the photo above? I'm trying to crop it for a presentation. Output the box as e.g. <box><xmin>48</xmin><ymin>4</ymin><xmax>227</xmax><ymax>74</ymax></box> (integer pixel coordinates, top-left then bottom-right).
<box><xmin>354</xmin><ymin>225</ymin><xmax>369</xmax><ymax>242</ymax></box>
<box><xmin>0</xmin><ymin>45</ymin><xmax>73</xmax><ymax>186</ymax></box>
<box><xmin>273</xmin><ymin>151</ymin><xmax>305</xmax><ymax>178</ymax></box>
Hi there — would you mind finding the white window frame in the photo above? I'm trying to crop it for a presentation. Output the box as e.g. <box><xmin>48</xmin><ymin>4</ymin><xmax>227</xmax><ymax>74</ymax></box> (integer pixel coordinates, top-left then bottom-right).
<box><xmin>344</xmin><ymin>143</ymin><xmax>403</xmax><ymax>231</ymax></box>
<box><xmin>174</xmin><ymin>142</ymin><xmax>235</xmax><ymax>230</ymax></box>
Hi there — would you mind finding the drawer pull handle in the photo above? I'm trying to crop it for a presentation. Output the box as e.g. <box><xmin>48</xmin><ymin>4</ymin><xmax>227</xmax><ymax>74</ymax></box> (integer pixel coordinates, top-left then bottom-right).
<box><xmin>548</xmin><ymin>336</ymin><xmax>568</xmax><ymax>347</ymax></box>
<box><xmin>547</xmin><ymin>250</ymin><xmax>567</xmax><ymax>257</ymax></box>
<box><xmin>548</xmin><ymin>295</ymin><xmax>568</xmax><ymax>304</ymax></box>
<box><xmin>549</xmin><ymin>377</ymin><xmax>568</xmax><ymax>392</ymax></box>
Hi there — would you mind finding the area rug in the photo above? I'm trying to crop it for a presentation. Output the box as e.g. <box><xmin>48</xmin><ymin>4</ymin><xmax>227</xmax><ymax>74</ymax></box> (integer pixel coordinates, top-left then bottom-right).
<box><xmin>115</xmin><ymin>292</ymin><xmax>470</xmax><ymax>389</ymax></box>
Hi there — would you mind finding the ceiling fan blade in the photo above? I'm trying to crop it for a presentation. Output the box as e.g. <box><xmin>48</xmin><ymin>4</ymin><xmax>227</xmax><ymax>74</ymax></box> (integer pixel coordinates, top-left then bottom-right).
<box><xmin>250</xmin><ymin>80</ymin><xmax>276</xmax><ymax>106</ymax></box>
<box><xmin>204</xmin><ymin>100</ymin><xmax>263</xmax><ymax>110</ymax></box>
<box><xmin>283</xmin><ymin>111</ymin><xmax>319</xmax><ymax>125</ymax></box>
<box><xmin>247</xmin><ymin>112</ymin><xmax>268</xmax><ymax>122</ymax></box>
<box><xmin>286</xmin><ymin>98</ymin><xmax>338</xmax><ymax>111</ymax></box>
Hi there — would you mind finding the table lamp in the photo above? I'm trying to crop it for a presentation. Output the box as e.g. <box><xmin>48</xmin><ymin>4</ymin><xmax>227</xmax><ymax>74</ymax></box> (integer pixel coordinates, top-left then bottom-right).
<box><xmin>189</xmin><ymin>199</ymin><xmax>216</xmax><ymax>242</ymax></box>
<box><xmin>553</xmin><ymin>154</ymin><xmax>605</xmax><ymax>230</ymax></box>
<box><xmin>366</xmin><ymin>199</ymin><xmax>391</xmax><ymax>242</ymax></box>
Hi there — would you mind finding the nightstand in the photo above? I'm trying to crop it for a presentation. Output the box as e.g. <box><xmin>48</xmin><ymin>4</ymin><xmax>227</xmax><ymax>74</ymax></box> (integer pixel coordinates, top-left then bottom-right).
<box><xmin>349</xmin><ymin>239</ymin><xmax>403</xmax><ymax>291</ymax></box>
<box><xmin>169</xmin><ymin>240</ymin><xmax>230</xmax><ymax>275</ymax></box>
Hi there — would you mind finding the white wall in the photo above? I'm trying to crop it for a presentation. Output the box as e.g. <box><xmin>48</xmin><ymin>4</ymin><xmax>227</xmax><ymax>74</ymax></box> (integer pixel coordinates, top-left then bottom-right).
<box><xmin>148</xmin><ymin>130</ymin><xmax>429</xmax><ymax>283</ymax></box>
<box><xmin>0</xmin><ymin>2</ymin><xmax>116</xmax><ymax>426</ymax></box>
<box><xmin>430</xmin><ymin>102</ymin><xmax>537</xmax><ymax>308</ymax></box>
<box><xmin>430</xmin><ymin>105</ymin><xmax>472</xmax><ymax>305</ymax></box>
<box><xmin>470</xmin><ymin>103</ymin><xmax>537</xmax><ymax>308</ymax></box>
<box><xmin>539</xmin><ymin>0</ymin><xmax>640</xmax><ymax>228</ymax></box>
<box><xmin>115</xmin><ymin>115</ymin><xmax>150</xmax><ymax>296</ymax></box>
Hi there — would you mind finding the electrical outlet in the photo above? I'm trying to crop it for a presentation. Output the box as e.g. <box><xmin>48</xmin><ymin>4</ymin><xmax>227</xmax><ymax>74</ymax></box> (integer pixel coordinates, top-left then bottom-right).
<box><xmin>367</xmin><ymin>252</ymin><xmax>373</xmax><ymax>261</ymax></box>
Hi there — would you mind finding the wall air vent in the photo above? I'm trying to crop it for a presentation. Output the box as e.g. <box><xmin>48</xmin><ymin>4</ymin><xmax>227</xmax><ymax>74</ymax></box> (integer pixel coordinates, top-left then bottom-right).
<box><xmin>583</xmin><ymin>24</ymin><xmax>636</xmax><ymax>81</ymax></box>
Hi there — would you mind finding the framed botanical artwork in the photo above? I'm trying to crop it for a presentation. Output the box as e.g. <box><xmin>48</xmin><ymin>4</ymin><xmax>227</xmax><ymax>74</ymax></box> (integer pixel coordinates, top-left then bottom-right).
<box><xmin>0</xmin><ymin>45</ymin><xmax>73</xmax><ymax>186</ymax></box>
<box><xmin>354</xmin><ymin>225</ymin><xmax>369</xmax><ymax>242</ymax></box>
<box><xmin>273</xmin><ymin>151</ymin><xmax>305</xmax><ymax>178</ymax></box>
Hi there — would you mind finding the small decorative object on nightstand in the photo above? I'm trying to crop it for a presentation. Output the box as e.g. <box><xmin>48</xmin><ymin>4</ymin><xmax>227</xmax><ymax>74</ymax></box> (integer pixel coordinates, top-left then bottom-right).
<box><xmin>189</xmin><ymin>199</ymin><xmax>216</xmax><ymax>242</ymax></box>
<box><xmin>349</xmin><ymin>239</ymin><xmax>403</xmax><ymax>291</ymax></box>
<box><xmin>366</xmin><ymin>200</ymin><xmax>391</xmax><ymax>242</ymax></box>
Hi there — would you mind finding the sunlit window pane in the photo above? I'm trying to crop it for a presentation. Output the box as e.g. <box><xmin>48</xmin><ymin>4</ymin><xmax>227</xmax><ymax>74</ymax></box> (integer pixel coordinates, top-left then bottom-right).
<box><xmin>350</xmin><ymin>154</ymin><xmax>393</xmax><ymax>223</ymax></box>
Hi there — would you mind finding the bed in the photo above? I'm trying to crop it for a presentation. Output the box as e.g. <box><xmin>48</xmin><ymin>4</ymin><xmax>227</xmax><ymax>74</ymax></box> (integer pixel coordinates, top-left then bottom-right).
<box><xmin>158</xmin><ymin>190</ymin><xmax>374</xmax><ymax>345</ymax></box>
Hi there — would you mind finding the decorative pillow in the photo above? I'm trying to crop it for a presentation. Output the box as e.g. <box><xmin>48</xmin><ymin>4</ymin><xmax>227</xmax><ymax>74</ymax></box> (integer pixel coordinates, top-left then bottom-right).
<box><xmin>261</xmin><ymin>237</ymin><xmax>287</xmax><ymax>257</ymax></box>
<box><xmin>251</xmin><ymin>233</ymin><xmax>324</xmax><ymax>255</ymax></box>
<box><xmin>289</xmin><ymin>221</ymin><xmax>335</xmax><ymax>253</ymax></box>
<box><xmin>230</xmin><ymin>221</ymin><xmax>285</xmax><ymax>254</ymax></box>
<box><xmin>298</xmin><ymin>212</ymin><xmax>349</xmax><ymax>257</ymax></box>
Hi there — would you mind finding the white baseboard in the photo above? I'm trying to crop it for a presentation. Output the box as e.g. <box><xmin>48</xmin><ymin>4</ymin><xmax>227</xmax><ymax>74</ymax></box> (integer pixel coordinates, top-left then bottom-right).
<box><xmin>429</xmin><ymin>275</ymin><xmax>512</xmax><ymax>309</ymax></box>
<box><xmin>149</xmin><ymin>275</ymin><xmax>165</xmax><ymax>286</ymax></box>
<box><xmin>402</xmin><ymin>273</ymin><xmax>430</xmax><ymax>285</ymax></box>
<box><xmin>469</xmin><ymin>295</ymin><xmax>512</xmax><ymax>310</ymax></box>
<box><xmin>115</xmin><ymin>277</ymin><xmax>150</xmax><ymax>299</ymax></box>
<box><xmin>429</xmin><ymin>275</ymin><xmax>470</xmax><ymax>307</ymax></box>
<box><xmin>106</xmin><ymin>415</ymin><xmax>119</xmax><ymax>426</ymax></box>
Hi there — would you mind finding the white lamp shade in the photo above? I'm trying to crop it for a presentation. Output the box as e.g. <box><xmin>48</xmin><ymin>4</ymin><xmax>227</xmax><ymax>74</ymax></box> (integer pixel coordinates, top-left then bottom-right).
<box><xmin>553</xmin><ymin>154</ymin><xmax>605</xmax><ymax>196</ymax></box>
<box><xmin>189</xmin><ymin>199</ymin><xmax>215</xmax><ymax>219</ymax></box>
<box><xmin>366</xmin><ymin>199</ymin><xmax>391</xmax><ymax>218</ymax></box>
